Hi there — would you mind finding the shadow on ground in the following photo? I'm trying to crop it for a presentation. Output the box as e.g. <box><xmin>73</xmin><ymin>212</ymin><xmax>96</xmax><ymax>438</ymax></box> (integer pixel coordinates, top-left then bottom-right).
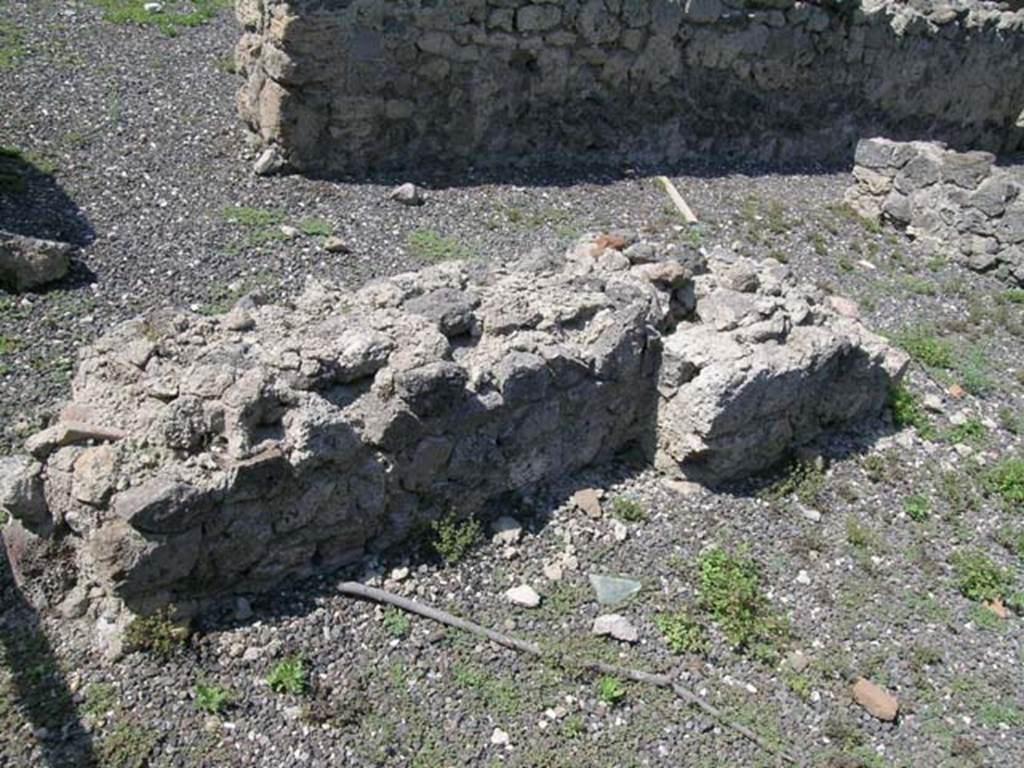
<box><xmin>0</xmin><ymin>540</ymin><xmax>96</xmax><ymax>767</ymax></box>
<box><xmin>0</xmin><ymin>148</ymin><xmax>94</xmax><ymax>246</ymax></box>
<box><xmin>0</xmin><ymin>147</ymin><xmax>98</xmax><ymax>292</ymax></box>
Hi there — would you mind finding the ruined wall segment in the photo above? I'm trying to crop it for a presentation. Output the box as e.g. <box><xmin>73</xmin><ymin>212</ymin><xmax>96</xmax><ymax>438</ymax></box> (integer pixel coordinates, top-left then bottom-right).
<box><xmin>1</xmin><ymin>235</ymin><xmax>905</xmax><ymax>652</ymax></box>
<box><xmin>235</xmin><ymin>0</ymin><xmax>1024</xmax><ymax>175</ymax></box>
<box><xmin>846</xmin><ymin>137</ymin><xmax>1024</xmax><ymax>284</ymax></box>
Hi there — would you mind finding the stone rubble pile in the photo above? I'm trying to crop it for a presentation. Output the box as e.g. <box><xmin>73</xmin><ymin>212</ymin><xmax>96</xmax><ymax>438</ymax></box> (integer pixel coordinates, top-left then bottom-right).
<box><xmin>846</xmin><ymin>137</ymin><xmax>1024</xmax><ymax>284</ymax></box>
<box><xmin>1</xmin><ymin>234</ymin><xmax>905</xmax><ymax>653</ymax></box>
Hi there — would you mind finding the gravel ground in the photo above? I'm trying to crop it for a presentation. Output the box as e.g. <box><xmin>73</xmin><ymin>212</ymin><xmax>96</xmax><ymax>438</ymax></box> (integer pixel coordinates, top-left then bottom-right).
<box><xmin>2</xmin><ymin>3</ymin><xmax>1024</xmax><ymax>768</ymax></box>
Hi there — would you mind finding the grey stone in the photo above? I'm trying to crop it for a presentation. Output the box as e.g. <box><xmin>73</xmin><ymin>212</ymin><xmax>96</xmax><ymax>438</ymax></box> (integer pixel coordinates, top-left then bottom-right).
<box><xmin>112</xmin><ymin>479</ymin><xmax>211</xmax><ymax>535</ymax></box>
<box><xmin>881</xmin><ymin>192</ymin><xmax>912</xmax><ymax>224</ymax></box>
<box><xmin>571</xmin><ymin>487</ymin><xmax>603</xmax><ymax>518</ymax></box>
<box><xmin>517</xmin><ymin>5</ymin><xmax>561</xmax><ymax>33</ymax></box>
<box><xmin>25</xmin><ymin>421</ymin><xmax>126</xmax><ymax>460</ymax></box>
<box><xmin>0</xmin><ymin>231</ymin><xmax>72</xmax><ymax>292</ymax></box>
<box><xmin>403</xmin><ymin>287</ymin><xmax>477</xmax><ymax>337</ymax></box>
<box><xmin>490</xmin><ymin>516</ymin><xmax>523</xmax><ymax>545</ymax></box>
<box><xmin>253</xmin><ymin>147</ymin><xmax>285</xmax><ymax>176</ymax></box>
<box><xmin>225</xmin><ymin>306</ymin><xmax>255</xmax><ymax>332</ymax></box>
<box><xmin>323</xmin><ymin>236</ymin><xmax>350</xmax><ymax>254</ymax></box>
<box><xmin>505</xmin><ymin>584</ymin><xmax>541</xmax><ymax>607</ymax></box>
<box><xmin>389</xmin><ymin>183</ymin><xmax>425</xmax><ymax>206</ymax></box>
<box><xmin>0</xmin><ymin>455</ymin><xmax>48</xmax><ymax>530</ymax></box>
<box><xmin>592</xmin><ymin>613</ymin><xmax>639</xmax><ymax>643</ymax></box>
<box><xmin>235</xmin><ymin>597</ymin><xmax>254</xmax><ymax>621</ymax></box>
<box><xmin>969</xmin><ymin>176</ymin><xmax>1018</xmax><ymax>217</ymax></box>
<box><xmin>72</xmin><ymin>445</ymin><xmax>118</xmax><ymax>507</ymax></box>
<box><xmin>684</xmin><ymin>0</ymin><xmax>724</xmax><ymax>24</ymax></box>
<box><xmin>941</xmin><ymin>151</ymin><xmax>994</xmax><ymax>189</ymax></box>
<box><xmin>394</xmin><ymin>361</ymin><xmax>467</xmax><ymax>415</ymax></box>
<box><xmin>894</xmin><ymin>152</ymin><xmax>942</xmax><ymax>193</ymax></box>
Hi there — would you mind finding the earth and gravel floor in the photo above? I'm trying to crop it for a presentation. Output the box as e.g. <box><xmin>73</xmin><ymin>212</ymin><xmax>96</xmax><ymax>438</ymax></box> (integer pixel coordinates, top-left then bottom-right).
<box><xmin>2</xmin><ymin>2</ymin><xmax>1024</xmax><ymax>768</ymax></box>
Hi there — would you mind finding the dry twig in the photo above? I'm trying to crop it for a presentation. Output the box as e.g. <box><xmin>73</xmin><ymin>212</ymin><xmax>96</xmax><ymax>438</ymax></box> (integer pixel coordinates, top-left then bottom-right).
<box><xmin>337</xmin><ymin>581</ymin><xmax>802</xmax><ymax>766</ymax></box>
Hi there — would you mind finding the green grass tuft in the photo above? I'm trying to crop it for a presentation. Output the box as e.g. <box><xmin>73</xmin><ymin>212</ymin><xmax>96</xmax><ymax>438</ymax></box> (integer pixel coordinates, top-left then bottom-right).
<box><xmin>893</xmin><ymin>326</ymin><xmax>956</xmax><ymax>369</ymax></box>
<box><xmin>0</xmin><ymin>16</ymin><xmax>22</xmax><ymax>71</ymax></box>
<box><xmin>407</xmin><ymin>229</ymin><xmax>473</xmax><ymax>263</ymax></box>
<box><xmin>90</xmin><ymin>0</ymin><xmax>231</xmax><ymax>36</ymax></box>
<box><xmin>297</xmin><ymin>218</ymin><xmax>333</xmax><ymax>237</ymax></box>
<box><xmin>887</xmin><ymin>383</ymin><xmax>935</xmax><ymax>438</ymax></box>
<box><xmin>222</xmin><ymin>205</ymin><xmax>283</xmax><ymax>228</ymax></box>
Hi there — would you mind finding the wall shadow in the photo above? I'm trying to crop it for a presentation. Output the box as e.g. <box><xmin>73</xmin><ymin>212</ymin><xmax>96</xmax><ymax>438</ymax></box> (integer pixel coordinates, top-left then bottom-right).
<box><xmin>306</xmin><ymin>154</ymin><xmax>855</xmax><ymax>192</ymax></box>
<box><xmin>0</xmin><ymin>539</ymin><xmax>96</xmax><ymax>768</ymax></box>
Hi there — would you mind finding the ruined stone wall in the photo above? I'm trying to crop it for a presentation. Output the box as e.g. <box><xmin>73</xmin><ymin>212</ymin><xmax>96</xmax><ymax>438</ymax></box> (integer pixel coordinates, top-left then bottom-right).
<box><xmin>235</xmin><ymin>0</ymin><xmax>1024</xmax><ymax>176</ymax></box>
<box><xmin>1</xmin><ymin>235</ymin><xmax>904</xmax><ymax>652</ymax></box>
<box><xmin>845</xmin><ymin>138</ymin><xmax>1024</xmax><ymax>284</ymax></box>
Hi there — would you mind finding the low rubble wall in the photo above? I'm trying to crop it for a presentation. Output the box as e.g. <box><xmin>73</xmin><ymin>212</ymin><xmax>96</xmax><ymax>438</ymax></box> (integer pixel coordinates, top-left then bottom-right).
<box><xmin>1</xmin><ymin>235</ymin><xmax>905</xmax><ymax>653</ymax></box>
<box><xmin>235</xmin><ymin>0</ymin><xmax>1024</xmax><ymax>175</ymax></box>
<box><xmin>845</xmin><ymin>137</ymin><xmax>1024</xmax><ymax>285</ymax></box>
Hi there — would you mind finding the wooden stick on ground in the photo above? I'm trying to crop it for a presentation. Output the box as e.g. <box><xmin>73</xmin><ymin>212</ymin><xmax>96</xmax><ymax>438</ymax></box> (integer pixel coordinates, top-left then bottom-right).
<box><xmin>337</xmin><ymin>581</ymin><xmax>802</xmax><ymax>767</ymax></box>
<box><xmin>656</xmin><ymin>175</ymin><xmax>700</xmax><ymax>225</ymax></box>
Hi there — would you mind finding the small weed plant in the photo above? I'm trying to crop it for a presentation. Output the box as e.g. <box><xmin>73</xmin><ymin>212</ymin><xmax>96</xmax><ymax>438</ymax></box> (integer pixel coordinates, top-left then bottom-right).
<box><xmin>382</xmin><ymin>607</ymin><xmax>411</xmax><ymax>639</ymax></box>
<box><xmin>893</xmin><ymin>327</ymin><xmax>956</xmax><ymax>369</ymax></box>
<box><xmin>655</xmin><ymin>610</ymin><xmax>709</xmax><ymax>655</ymax></box>
<box><xmin>697</xmin><ymin>547</ymin><xmax>788</xmax><ymax>662</ymax></box>
<box><xmin>430</xmin><ymin>512</ymin><xmax>481</xmax><ymax>564</ymax></box>
<box><xmin>845</xmin><ymin>517</ymin><xmax>875</xmax><ymax>550</ymax></box>
<box><xmin>194</xmin><ymin>683</ymin><xmax>232</xmax><ymax>715</ymax></box>
<box><xmin>983</xmin><ymin>456</ymin><xmax>1024</xmax><ymax>511</ymax></box>
<box><xmin>222</xmin><ymin>205</ymin><xmax>282</xmax><ymax>228</ymax></box>
<box><xmin>609</xmin><ymin>496</ymin><xmax>647</xmax><ymax>523</ymax></box>
<box><xmin>996</xmin><ymin>525</ymin><xmax>1024</xmax><ymax>560</ymax></box>
<box><xmin>763</xmin><ymin>460</ymin><xmax>826</xmax><ymax>506</ymax></box>
<box><xmin>597</xmin><ymin>676</ymin><xmax>626</xmax><ymax>707</ymax></box>
<box><xmin>952</xmin><ymin>550</ymin><xmax>1014</xmax><ymax>604</ymax></box>
<box><xmin>887</xmin><ymin>384</ymin><xmax>934</xmax><ymax>438</ymax></box>
<box><xmin>904</xmin><ymin>495</ymin><xmax>930</xmax><ymax>523</ymax></box>
<box><xmin>124</xmin><ymin>611</ymin><xmax>188</xmax><ymax>657</ymax></box>
<box><xmin>267</xmin><ymin>656</ymin><xmax>309</xmax><ymax>695</ymax></box>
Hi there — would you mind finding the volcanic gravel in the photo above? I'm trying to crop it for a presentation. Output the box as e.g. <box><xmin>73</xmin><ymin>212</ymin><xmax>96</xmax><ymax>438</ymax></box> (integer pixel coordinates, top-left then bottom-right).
<box><xmin>2</xmin><ymin>3</ymin><xmax>1024</xmax><ymax>768</ymax></box>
